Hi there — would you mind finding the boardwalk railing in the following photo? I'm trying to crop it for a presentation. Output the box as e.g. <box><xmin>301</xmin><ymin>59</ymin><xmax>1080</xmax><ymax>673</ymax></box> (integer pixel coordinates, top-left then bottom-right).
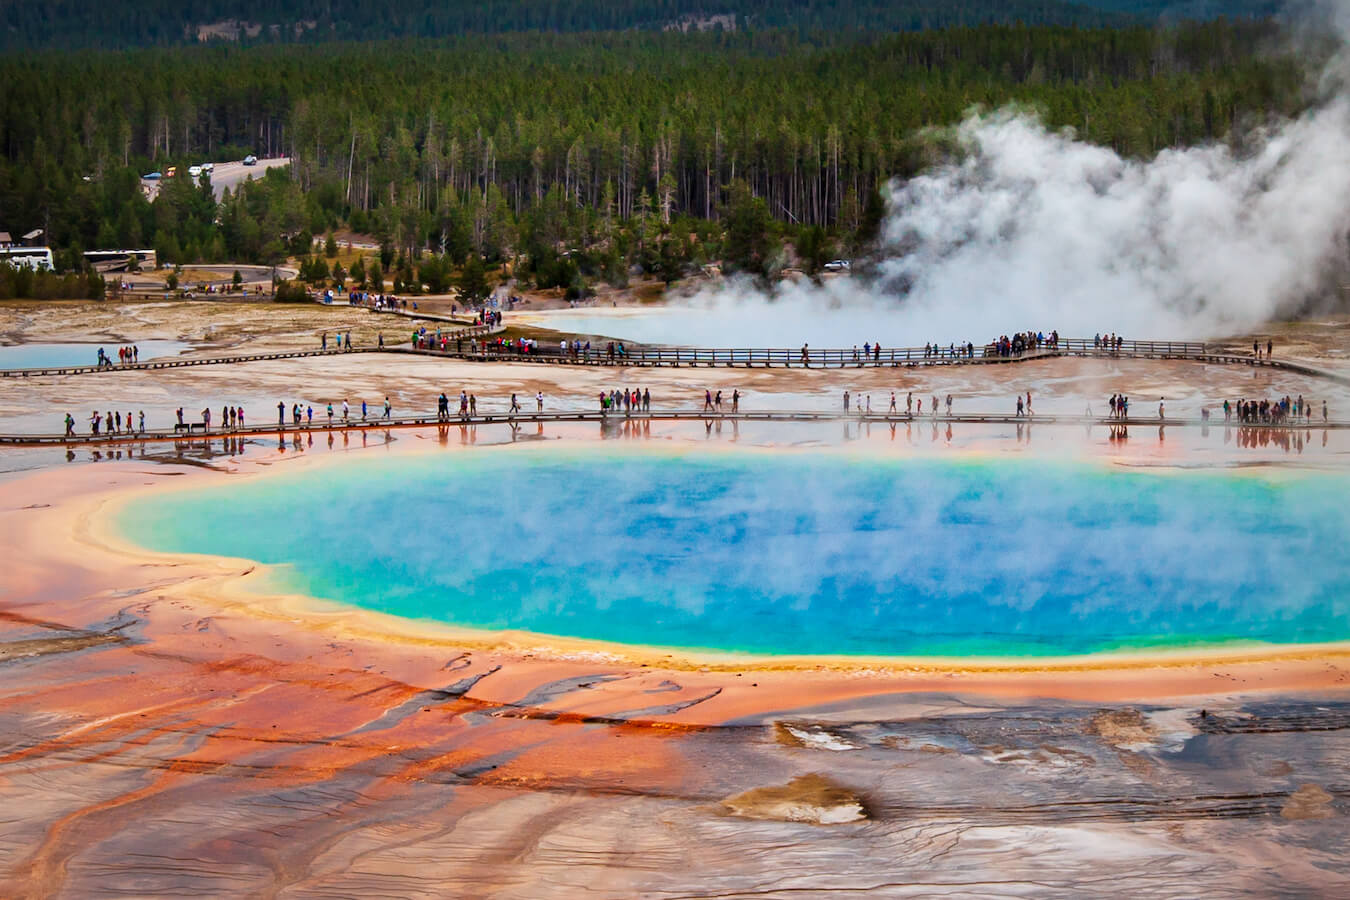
<box><xmin>408</xmin><ymin>338</ymin><xmax>1210</xmax><ymax>367</ymax></box>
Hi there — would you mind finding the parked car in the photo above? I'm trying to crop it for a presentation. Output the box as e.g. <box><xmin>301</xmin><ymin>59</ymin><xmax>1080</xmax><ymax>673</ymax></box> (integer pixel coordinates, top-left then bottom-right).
<box><xmin>165</xmin><ymin>166</ymin><xmax>177</xmax><ymax>178</ymax></box>
<box><xmin>188</xmin><ymin>165</ymin><xmax>203</xmax><ymax>178</ymax></box>
<box><xmin>243</xmin><ymin>155</ymin><xmax>258</xmax><ymax>166</ymax></box>
<box><xmin>202</xmin><ymin>162</ymin><xmax>214</xmax><ymax>173</ymax></box>
<box><xmin>143</xmin><ymin>172</ymin><xmax>162</xmax><ymax>180</ymax></box>
<box><xmin>823</xmin><ymin>259</ymin><xmax>851</xmax><ymax>272</ymax></box>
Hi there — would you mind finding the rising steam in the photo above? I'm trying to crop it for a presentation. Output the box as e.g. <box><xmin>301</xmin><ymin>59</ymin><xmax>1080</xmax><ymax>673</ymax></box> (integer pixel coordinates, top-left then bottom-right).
<box><xmin>683</xmin><ymin>14</ymin><xmax>1350</xmax><ymax>345</ymax></box>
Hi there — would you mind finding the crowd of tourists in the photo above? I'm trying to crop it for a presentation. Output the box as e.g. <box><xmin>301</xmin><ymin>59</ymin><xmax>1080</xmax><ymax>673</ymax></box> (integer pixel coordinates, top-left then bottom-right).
<box><xmin>989</xmin><ymin>330</ymin><xmax>1061</xmax><ymax>358</ymax></box>
<box><xmin>1225</xmin><ymin>395</ymin><xmax>1325</xmax><ymax>424</ymax></box>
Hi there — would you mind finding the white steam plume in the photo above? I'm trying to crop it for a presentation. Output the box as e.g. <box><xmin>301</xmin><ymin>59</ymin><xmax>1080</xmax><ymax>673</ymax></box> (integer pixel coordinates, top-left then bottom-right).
<box><xmin>680</xmin><ymin>21</ymin><xmax>1350</xmax><ymax>346</ymax></box>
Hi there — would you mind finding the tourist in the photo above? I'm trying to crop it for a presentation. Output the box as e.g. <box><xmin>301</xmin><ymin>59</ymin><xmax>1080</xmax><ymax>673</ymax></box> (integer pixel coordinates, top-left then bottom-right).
<box><xmin>138</xmin><ymin>411</ymin><xmax>145</xmax><ymax>433</ymax></box>
<box><xmin>65</xmin><ymin>413</ymin><xmax>75</xmax><ymax>437</ymax></box>
<box><xmin>384</xmin><ymin>397</ymin><xmax>392</xmax><ymax>419</ymax></box>
<box><xmin>327</xmin><ymin>403</ymin><xmax>334</xmax><ymax>425</ymax></box>
<box><xmin>510</xmin><ymin>393</ymin><xmax>520</xmax><ymax>414</ymax></box>
<box><xmin>307</xmin><ymin>405</ymin><xmax>313</xmax><ymax>425</ymax></box>
<box><xmin>1324</xmin><ymin>400</ymin><xmax>1329</xmax><ymax>422</ymax></box>
<box><xmin>203</xmin><ymin>408</ymin><xmax>211</xmax><ymax>431</ymax></box>
<box><xmin>1158</xmin><ymin>397</ymin><xmax>1165</xmax><ymax>419</ymax></box>
<box><xmin>889</xmin><ymin>392</ymin><xmax>897</xmax><ymax>413</ymax></box>
<box><xmin>715</xmin><ymin>390</ymin><xmax>723</xmax><ymax>412</ymax></box>
<box><xmin>342</xmin><ymin>399</ymin><xmax>350</xmax><ymax>423</ymax></box>
<box><xmin>1267</xmin><ymin>339</ymin><xmax>1273</xmax><ymax>358</ymax></box>
<box><xmin>1016</xmin><ymin>395</ymin><xmax>1024</xmax><ymax>417</ymax></box>
<box><xmin>114</xmin><ymin>411</ymin><xmax>122</xmax><ymax>432</ymax></box>
<box><xmin>362</xmin><ymin>400</ymin><xmax>368</xmax><ymax>420</ymax></box>
<box><xmin>469</xmin><ymin>394</ymin><xmax>477</xmax><ymax>416</ymax></box>
<box><xmin>906</xmin><ymin>392</ymin><xmax>913</xmax><ymax>415</ymax></box>
<box><xmin>800</xmin><ymin>343</ymin><xmax>809</xmax><ymax>366</ymax></box>
<box><xmin>176</xmin><ymin>408</ymin><xmax>184</xmax><ymax>426</ymax></box>
<box><xmin>89</xmin><ymin>411</ymin><xmax>100</xmax><ymax>435</ymax></box>
<box><xmin>322</xmin><ymin>332</ymin><xmax>327</xmax><ymax>350</ymax></box>
<box><xmin>278</xmin><ymin>401</ymin><xmax>286</xmax><ymax>426</ymax></box>
<box><xmin>536</xmin><ymin>391</ymin><xmax>544</xmax><ymax>412</ymax></box>
<box><xmin>237</xmin><ymin>407</ymin><xmax>244</xmax><ymax>429</ymax></box>
<box><xmin>378</xmin><ymin>332</ymin><xmax>384</xmax><ymax>349</ymax></box>
<box><xmin>946</xmin><ymin>395</ymin><xmax>953</xmax><ymax>415</ymax></box>
<box><xmin>843</xmin><ymin>390</ymin><xmax>850</xmax><ymax>412</ymax></box>
<box><xmin>346</xmin><ymin>331</ymin><xmax>352</xmax><ymax>351</ymax></box>
<box><xmin>1252</xmin><ymin>340</ymin><xmax>1259</xmax><ymax>360</ymax></box>
<box><xmin>293</xmin><ymin>404</ymin><xmax>302</xmax><ymax>425</ymax></box>
<box><xmin>1025</xmin><ymin>391</ymin><xmax>1032</xmax><ymax>414</ymax></box>
<box><xmin>732</xmin><ymin>389</ymin><xmax>740</xmax><ymax>413</ymax></box>
<box><xmin>643</xmin><ymin>388</ymin><xmax>651</xmax><ymax>411</ymax></box>
<box><xmin>706</xmin><ymin>390</ymin><xmax>715</xmax><ymax>412</ymax></box>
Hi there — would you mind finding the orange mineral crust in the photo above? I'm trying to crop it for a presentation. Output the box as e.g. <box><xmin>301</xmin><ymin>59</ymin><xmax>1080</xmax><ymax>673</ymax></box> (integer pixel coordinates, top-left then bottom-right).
<box><xmin>2</xmin><ymin>437</ymin><xmax>1349</xmax><ymax>897</ymax></box>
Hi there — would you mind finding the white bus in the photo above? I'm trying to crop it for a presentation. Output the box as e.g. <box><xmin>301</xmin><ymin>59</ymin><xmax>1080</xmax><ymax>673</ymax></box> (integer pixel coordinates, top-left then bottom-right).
<box><xmin>0</xmin><ymin>246</ymin><xmax>54</xmax><ymax>270</ymax></box>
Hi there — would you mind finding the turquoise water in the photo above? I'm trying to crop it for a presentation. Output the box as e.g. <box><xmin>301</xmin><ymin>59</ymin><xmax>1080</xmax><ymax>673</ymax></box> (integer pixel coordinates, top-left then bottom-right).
<box><xmin>0</xmin><ymin>340</ymin><xmax>189</xmax><ymax>369</ymax></box>
<box><xmin>117</xmin><ymin>452</ymin><xmax>1350</xmax><ymax>658</ymax></box>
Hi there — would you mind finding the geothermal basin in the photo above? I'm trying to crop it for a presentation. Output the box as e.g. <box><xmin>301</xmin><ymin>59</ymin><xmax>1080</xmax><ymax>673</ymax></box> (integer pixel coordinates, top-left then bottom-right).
<box><xmin>116</xmin><ymin>447</ymin><xmax>1350</xmax><ymax>661</ymax></box>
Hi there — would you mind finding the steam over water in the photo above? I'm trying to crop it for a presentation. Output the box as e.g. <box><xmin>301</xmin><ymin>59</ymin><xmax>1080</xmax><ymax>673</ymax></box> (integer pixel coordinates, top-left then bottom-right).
<box><xmin>678</xmin><ymin>15</ymin><xmax>1350</xmax><ymax>346</ymax></box>
<box><xmin>120</xmin><ymin>451</ymin><xmax>1350</xmax><ymax>658</ymax></box>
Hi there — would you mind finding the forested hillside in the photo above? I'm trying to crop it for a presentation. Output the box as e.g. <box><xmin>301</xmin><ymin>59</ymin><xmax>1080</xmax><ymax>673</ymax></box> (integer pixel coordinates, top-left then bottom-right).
<box><xmin>0</xmin><ymin>18</ymin><xmax>1320</xmax><ymax>292</ymax></box>
<box><xmin>0</xmin><ymin>0</ymin><xmax>1279</xmax><ymax>51</ymax></box>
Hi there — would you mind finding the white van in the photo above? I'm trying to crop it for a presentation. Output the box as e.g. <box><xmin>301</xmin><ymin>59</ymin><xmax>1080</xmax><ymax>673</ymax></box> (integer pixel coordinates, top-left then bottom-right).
<box><xmin>188</xmin><ymin>165</ymin><xmax>203</xmax><ymax>178</ymax></box>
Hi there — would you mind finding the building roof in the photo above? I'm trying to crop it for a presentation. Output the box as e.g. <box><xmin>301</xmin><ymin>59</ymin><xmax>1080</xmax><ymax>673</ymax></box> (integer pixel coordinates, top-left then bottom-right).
<box><xmin>21</xmin><ymin>228</ymin><xmax>42</xmax><ymax>241</ymax></box>
<box><xmin>0</xmin><ymin>233</ymin><xmax>11</xmax><ymax>244</ymax></box>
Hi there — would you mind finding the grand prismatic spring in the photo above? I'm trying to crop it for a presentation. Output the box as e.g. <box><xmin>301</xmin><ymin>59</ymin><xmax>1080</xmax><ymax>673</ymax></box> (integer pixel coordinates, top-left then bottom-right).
<box><xmin>119</xmin><ymin>451</ymin><xmax>1350</xmax><ymax>659</ymax></box>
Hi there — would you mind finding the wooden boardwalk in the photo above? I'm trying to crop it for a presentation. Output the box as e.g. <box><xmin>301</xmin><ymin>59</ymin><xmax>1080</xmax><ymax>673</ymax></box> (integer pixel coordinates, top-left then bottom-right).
<box><xmin>3</xmin><ymin>409</ymin><xmax>1344</xmax><ymax>448</ymax></box>
<box><xmin>2</xmin><ymin>334</ymin><xmax>1347</xmax><ymax>387</ymax></box>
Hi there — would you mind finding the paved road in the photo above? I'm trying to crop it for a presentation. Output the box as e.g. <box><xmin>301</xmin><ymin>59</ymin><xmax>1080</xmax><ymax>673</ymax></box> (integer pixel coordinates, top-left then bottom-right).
<box><xmin>140</xmin><ymin>158</ymin><xmax>290</xmax><ymax>202</ymax></box>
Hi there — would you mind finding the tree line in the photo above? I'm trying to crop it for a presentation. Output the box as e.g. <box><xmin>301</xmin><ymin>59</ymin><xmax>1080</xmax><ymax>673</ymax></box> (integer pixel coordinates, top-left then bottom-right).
<box><xmin>0</xmin><ymin>19</ymin><xmax>1321</xmax><ymax>292</ymax></box>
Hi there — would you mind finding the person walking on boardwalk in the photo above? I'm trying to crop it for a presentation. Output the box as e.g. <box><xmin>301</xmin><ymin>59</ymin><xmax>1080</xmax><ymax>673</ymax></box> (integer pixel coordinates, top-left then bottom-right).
<box><xmin>469</xmin><ymin>394</ymin><xmax>477</xmax><ymax>416</ymax></box>
<box><xmin>306</xmin><ymin>405</ymin><xmax>313</xmax><ymax>426</ymax></box>
<box><xmin>1158</xmin><ymin>397</ymin><xmax>1165</xmax><ymax>419</ymax></box>
<box><xmin>732</xmin><ymin>389</ymin><xmax>740</xmax><ymax>413</ymax></box>
<box><xmin>715</xmin><ymin>390</ymin><xmax>723</xmax><ymax>412</ymax></box>
<box><xmin>801</xmin><ymin>344</ymin><xmax>809</xmax><ymax>366</ymax></box>
<box><xmin>843</xmin><ymin>390</ymin><xmax>850</xmax><ymax>412</ymax></box>
<box><xmin>139</xmin><ymin>411</ymin><xmax>145</xmax><ymax>433</ymax></box>
<box><xmin>203</xmin><ymin>408</ymin><xmax>211</xmax><ymax>431</ymax></box>
<box><xmin>946</xmin><ymin>394</ymin><xmax>953</xmax><ymax>415</ymax></box>
<box><xmin>90</xmin><ymin>411</ymin><xmax>100</xmax><ymax>435</ymax></box>
<box><xmin>1324</xmin><ymin>400</ymin><xmax>1329</xmax><ymax>422</ymax></box>
<box><xmin>346</xmin><ymin>332</ymin><xmax>353</xmax><ymax>351</ymax></box>
<box><xmin>176</xmin><ymin>408</ymin><xmax>184</xmax><ymax>427</ymax></box>
<box><xmin>906</xmin><ymin>392</ymin><xmax>913</xmax><ymax>415</ymax></box>
<box><xmin>361</xmin><ymin>400</ymin><xmax>367</xmax><ymax>420</ymax></box>
<box><xmin>322</xmin><ymin>332</ymin><xmax>327</xmax><ymax>350</ymax></box>
<box><xmin>1025</xmin><ymin>391</ymin><xmax>1032</xmax><ymax>415</ymax></box>
<box><xmin>643</xmin><ymin>388</ymin><xmax>651</xmax><ymax>411</ymax></box>
<box><xmin>342</xmin><ymin>399</ymin><xmax>350</xmax><ymax>423</ymax></box>
<box><xmin>889</xmin><ymin>392</ymin><xmax>897</xmax><ymax>414</ymax></box>
<box><xmin>278</xmin><ymin>401</ymin><xmax>286</xmax><ymax>427</ymax></box>
<box><xmin>293</xmin><ymin>404</ymin><xmax>302</xmax><ymax>425</ymax></box>
<box><xmin>237</xmin><ymin>407</ymin><xmax>244</xmax><ymax>429</ymax></box>
<box><xmin>705</xmin><ymin>390</ymin><xmax>715</xmax><ymax>412</ymax></box>
<box><xmin>1267</xmin><ymin>339</ymin><xmax>1273</xmax><ymax>358</ymax></box>
<box><xmin>326</xmin><ymin>403</ymin><xmax>334</xmax><ymax>425</ymax></box>
<box><xmin>65</xmin><ymin>413</ymin><xmax>75</xmax><ymax>437</ymax></box>
<box><xmin>384</xmin><ymin>397</ymin><xmax>392</xmax><ymax>419</ymax></box>
<box><xmin>510</xmin><ymin>393</ymin><xmax>521</xmax><ymax>415</ymax></box>
<box><xmin>536</xmin><ymin>391</ymin><xmax>544</xmax><ymax>412</ymax></box>
<box><xmin>1016</xmin><ymin>395</ymin><xmax>1025</xmax><ymax>417</ymax></box>
<box><xmin>378</xmin><ymin>332</ymin><xmax>384</xmax><ymax>349</ymax></box>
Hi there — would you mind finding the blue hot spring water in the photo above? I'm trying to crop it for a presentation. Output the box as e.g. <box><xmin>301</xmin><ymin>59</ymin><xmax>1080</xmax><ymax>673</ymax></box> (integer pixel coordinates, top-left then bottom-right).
<box><xmin>118</xmin><ymin>451</ymin><xmax>1350</xmax><ymax>658</ymax></box>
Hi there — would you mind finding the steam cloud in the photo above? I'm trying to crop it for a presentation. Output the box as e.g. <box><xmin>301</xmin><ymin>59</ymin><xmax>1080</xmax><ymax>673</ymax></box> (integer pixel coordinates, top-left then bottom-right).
<box><xmin>683</xmin><ymin>13</ymin><xmax>1350</xmax><ymax>345</ymax></box>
